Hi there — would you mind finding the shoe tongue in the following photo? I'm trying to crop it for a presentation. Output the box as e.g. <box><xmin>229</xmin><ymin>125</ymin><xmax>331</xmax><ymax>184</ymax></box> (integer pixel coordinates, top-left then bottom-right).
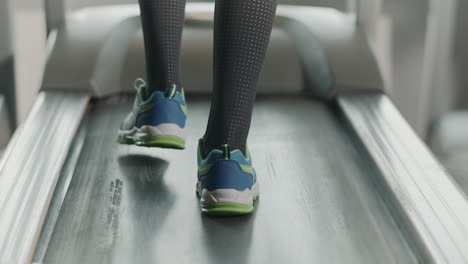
<box><xmin>221</xmin><ymin>144</ymin><xmax>231</xmax><ymax>160</ymax></box>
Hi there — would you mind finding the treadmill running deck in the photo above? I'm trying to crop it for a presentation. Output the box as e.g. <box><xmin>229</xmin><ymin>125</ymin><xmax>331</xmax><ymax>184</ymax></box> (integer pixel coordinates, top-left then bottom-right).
<box><xmin>37</xmin><ymin>95</ymin><xmax>416</xmax><ymax>264</ymax></box>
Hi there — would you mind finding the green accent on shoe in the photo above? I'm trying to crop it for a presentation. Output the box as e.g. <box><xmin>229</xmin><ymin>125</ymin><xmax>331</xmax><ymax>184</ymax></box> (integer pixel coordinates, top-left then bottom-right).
<box><xmin>180</xmin><ymin>104</ymin><xmax>188</xmax><ymax>116</ymax></box>
<box><xmin>253</xmin><ymin>192</ymin><xmax>260</xmax><ymax>201</ymax></box>
<box><xmin>198</xmin><ymin>164</ymin><xmax>214</xmax><ymax>176</ymax></box>
<box><xmin>223</xmin><ymin>144</ymin><xmax>230</xmax><ymax>160</ymax></box>
<box><xmin>198</xmin><ymin>145</ymin><xmax>252</xmax><ymax>163</ymax></box>
<box><xmin>197</xmin><ymin>164</ymin><xmax>254</xmax><ymax>176</ymax></box>
<box><xmin>240</xmin><ymin>164</ymin><xmax>255</xmax><ymax>175</ymax></box>
<box><xmin>136</xmin><ymin>102</ymin><xmax>156</xmax><ymax>113</ymax></box>
<box><xmin>168</xmin><ymin>84</ymin><xmax>177</xmax><ymax>98</ymax></box>
<box><xmin>135</xmin><ymin>135</ymin><xmax>185</xmax><ymax>149</ymax></box>
<box><xmin>121</xmin><ymin>137</ymin><xmax>135</xmax><ymax>145</ymax></box>
<box><xmin>120</xmin><ymin>136</ymin><xmax>136</xmax><ymax>145</ymax></box>
<box><xmin>197</xmin><ymin>139</ymin><xmax>255</xmax><ymax>176</ymax></box>
<box><xmin>130</xmin><ymin>81</ymin><xmax>187</xmax><ymax>128</ymax></box>
<box><xmin>202</xmin><ymin>202</ymin><xmax>254</xmax><ymax>216</ymax></box>
<box><xmin>179</xmin><ymin>89</ymin><xmax>188</xmax><ymax>115</ymax></box>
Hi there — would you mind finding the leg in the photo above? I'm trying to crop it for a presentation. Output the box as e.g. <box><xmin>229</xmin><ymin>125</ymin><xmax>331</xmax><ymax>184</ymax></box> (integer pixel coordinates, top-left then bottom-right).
<box><xmin>139</xmin><ymin>0</ymin><xmax>186</xmax><ymax>92</ymax></box>
<box><xmin>118</xmin><ymin>0</ymin><xmax>188</xmax><ymax>148</ymax></box>
<box><xmin>204</xmin><ymin>0</ymin><xmax>278</xmax><ymax>155</ymax></box>
<box><xmin>196</xmin><ymin>0</ymin><xmax>278</xmax><ymax>216</ymax></box>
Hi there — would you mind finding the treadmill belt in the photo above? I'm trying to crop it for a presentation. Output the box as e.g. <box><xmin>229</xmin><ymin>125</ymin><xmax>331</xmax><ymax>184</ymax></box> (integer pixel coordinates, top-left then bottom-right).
<box><xmin>39</xmin><ymin>95</ymin><xmax>417</xmax><ymax>263</ymax></box>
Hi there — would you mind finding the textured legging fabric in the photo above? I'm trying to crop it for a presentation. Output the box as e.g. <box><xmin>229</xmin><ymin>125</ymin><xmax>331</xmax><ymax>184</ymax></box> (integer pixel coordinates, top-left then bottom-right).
<box><xmin>204</xmin><ymin>0</ymin><xmax>277</xmax><ymax>155</ymax></box>
<box><xmin>139</xmin><ymin>0</ymin><xmax>186</xmax><ymax>92</ymax></box>
<box><xmin>139</xmin><ymin>0</ymin><xmax>278</xmax><ymax>155</ymax></box>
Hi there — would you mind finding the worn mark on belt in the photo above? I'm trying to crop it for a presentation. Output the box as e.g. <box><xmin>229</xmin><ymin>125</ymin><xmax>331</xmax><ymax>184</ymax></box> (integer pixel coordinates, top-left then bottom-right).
<box><xmin>102</xmin><ymin>178</ymin><xmax>123</xmax><ymax>249</ymax></box>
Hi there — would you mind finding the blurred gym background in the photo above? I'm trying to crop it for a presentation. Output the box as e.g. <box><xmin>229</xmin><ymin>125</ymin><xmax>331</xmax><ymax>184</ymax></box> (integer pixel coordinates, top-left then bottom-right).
<box><xmin>1</xmin><ymin>0</ymin><xmax>467</xmax><ymax>159</ymax></box>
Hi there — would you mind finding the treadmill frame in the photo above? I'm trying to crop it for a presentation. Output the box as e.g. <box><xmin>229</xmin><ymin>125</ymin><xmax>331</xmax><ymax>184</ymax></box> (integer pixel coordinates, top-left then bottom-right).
<box><xmin>1</xmin><ymin>3</ymin><xmax>468</xmax><ymax>263</ymax></box>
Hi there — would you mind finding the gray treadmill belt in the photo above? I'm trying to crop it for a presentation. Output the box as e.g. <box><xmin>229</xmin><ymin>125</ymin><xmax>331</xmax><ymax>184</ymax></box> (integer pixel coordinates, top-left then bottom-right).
<box><xmin>37</xmin><ymin>95</ymin><xmax>416</xmax><ymax>264</ymax></box>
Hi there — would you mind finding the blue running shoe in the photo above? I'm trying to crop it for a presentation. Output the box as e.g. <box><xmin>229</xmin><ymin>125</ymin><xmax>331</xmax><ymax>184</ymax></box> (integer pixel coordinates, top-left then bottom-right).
<box><xmin>196</xmin><ymin>139</ymin><xmax>259</xmax><ymax>216</ymax></box>
<box><xmin>118</xmin><ymin>79</ymin><xmax>187</xmax><ymax>149</ymax></box>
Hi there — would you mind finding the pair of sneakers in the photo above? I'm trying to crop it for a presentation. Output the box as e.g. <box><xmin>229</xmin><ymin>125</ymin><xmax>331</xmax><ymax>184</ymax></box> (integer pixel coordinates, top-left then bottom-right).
<box><xmin>118</xmin><ymin>80</ymin><xmax>259</xmax><ymax>216</ymax></box>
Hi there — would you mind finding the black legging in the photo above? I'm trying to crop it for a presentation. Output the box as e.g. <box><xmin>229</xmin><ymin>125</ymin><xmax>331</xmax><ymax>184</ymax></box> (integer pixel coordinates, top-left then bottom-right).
<box><xmin>138</xmin><ymin>0</ymin><xmax>278</xmax><ymax>155</ymax></box>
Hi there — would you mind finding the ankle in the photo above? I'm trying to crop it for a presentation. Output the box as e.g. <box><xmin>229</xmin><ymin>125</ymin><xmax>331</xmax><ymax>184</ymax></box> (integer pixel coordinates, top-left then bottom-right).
<box><xmin>202</xmin><ymin>136</ymin><xmax>247</xmax><ymax>157</ymax></box>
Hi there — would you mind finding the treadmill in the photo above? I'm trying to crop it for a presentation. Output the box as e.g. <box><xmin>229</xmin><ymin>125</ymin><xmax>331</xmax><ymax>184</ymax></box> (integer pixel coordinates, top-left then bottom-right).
<box><xmin>1</xmin><ymin>2</ymin><xmax>468</xmax><ymax>264</ymax></box>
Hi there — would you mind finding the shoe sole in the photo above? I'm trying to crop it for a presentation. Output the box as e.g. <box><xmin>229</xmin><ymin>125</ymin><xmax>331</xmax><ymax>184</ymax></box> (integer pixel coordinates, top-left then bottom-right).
<box><xmin>136</xmin><ymin>135</ymin><xmax>185</xmax><ymax>149</ymax></box>
<box><xmin>118</xmin><ymin>124</ymin><xmax>185</xmax><ymax>149</ymax></box>
<box><xmin>197</xmin><ymin>182</ymin><xmax>260</xmax><ymax>216</ymax></box>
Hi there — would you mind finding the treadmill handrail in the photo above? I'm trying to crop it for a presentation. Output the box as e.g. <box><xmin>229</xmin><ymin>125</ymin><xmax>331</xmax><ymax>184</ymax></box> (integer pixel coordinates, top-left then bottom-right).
<box><xmin>45</xmin><ymin>0</ymin><xmax>66</xmax><ymax>36</ymax></box>
<box><xmin>41</xmin><ymin>4</ymin><xmax>384</xmax><ymax>99</ymax></box>
<box><xmin>42</xmin><ymin>0</ymin><xmax>362</xmax><ymax>36</ymax></box>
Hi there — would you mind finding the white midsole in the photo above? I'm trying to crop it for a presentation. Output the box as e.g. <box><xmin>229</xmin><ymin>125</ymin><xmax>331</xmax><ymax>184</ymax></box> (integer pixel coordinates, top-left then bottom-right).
<box><xmin>197</xmin><ymin>182</ymin><xmax>259</xmax><ymax>206</ymax></box>
<box><xmin>118</xmin><ymin>124</ymin><xmax>186</xmax><ymax>142</ymax></box>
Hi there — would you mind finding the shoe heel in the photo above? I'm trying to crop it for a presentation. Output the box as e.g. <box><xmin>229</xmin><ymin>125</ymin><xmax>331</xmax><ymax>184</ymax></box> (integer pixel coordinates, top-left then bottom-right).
<box><xmin>198</xmin><ymin>160</ymin><xmax>258</xmax><ymax>215</ymax></box>
<box><xmin>134</xmin><ymin>124</ymin><xmax>186</xmax><ymax>149</ymax></box>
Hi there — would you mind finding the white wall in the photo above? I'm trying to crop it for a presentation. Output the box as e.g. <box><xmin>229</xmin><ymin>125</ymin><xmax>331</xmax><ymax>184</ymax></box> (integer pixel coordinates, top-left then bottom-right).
<box><xmin>9</xmin><ymin>0</ymin><xmax>47</xmax><ymax>122</ymax></box>
<box><xmin>422</xmin><ymin>0</ymin><xmax>458</xmax><ymax>134</ymax></box>
<box><xmin>451</xmin><ymin>0</ymin><xmax>468</xmax><ymax>108</ymax></box>
<box><xmin>0</xmin><ymin>0</ymin><xmax>13</xmax><ymax>60</ymax></box>
<box><xmin>381</xmin><ymin>0</ymin><xmax>431</xmax><ymax>136</ymax></box>
<box><xmin>13</xmin><ymin>9</ymin><xmax>47</xmax><ymax>122</ymax></box>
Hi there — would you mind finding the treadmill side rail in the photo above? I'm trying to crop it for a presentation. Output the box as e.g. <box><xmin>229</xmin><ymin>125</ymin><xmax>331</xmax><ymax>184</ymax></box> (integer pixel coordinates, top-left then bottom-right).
<box><xmin>339</xmin><ymin>93</ymin><xmax>468</xmax><ymax>263</ymax></box>
<box><xmin>0</xmin><ymin>92</ymin><xmax>89</xmax><ymax>264</ymax></box>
